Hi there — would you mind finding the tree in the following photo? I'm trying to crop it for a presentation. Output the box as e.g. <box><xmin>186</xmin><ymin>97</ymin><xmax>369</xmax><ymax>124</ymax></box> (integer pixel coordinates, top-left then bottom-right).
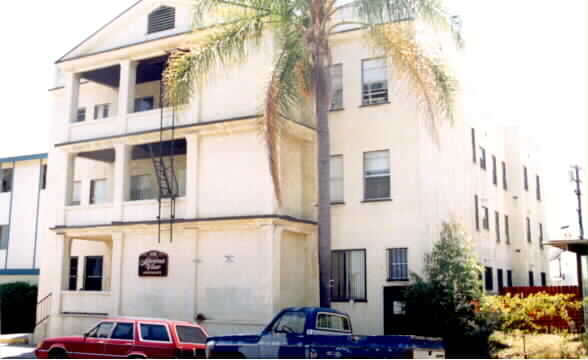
<box><xmin>403</xmin><ymin>221</ymin><xmax>499</xmax><ymax>357</ymax></box>
<box><xmin>164</xmin><ymin>0</ymin><xmax>460</xmax><ymax>307</ymax></box>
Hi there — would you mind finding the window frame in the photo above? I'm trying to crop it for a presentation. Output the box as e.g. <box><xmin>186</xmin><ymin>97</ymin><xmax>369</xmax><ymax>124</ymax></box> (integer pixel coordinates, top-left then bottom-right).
<box><xmin>502</xmin><ymin>161</ymin><xmax>508</xmax><ymax>190</ymax></box>
<box><xmin>539</xmin><ymin>222</ymin><xmax>544</xmax><ymax>249</ymax></box>
<box><xmin>110</xmin><ymin>322</ymin><xmax>135</xmax><ymax>341</ymax></box>
<box><xmin>330</xmin><ymin>155</ymin><xmax>344</xmax><ymax>204</ymax></box>
<box><xmin>479</xmin><ymin>147</ymin><xmax>486</xmax><ymax>170</ymax></box>
<box><xmin>41</xmin><ymin>164</ymin><xmax>48</xmax><ymax>190</ymax></box>
<box><xmin>330</xmin><ymin>64</ymin><xmax>344</xmax><ymax>110</ymax></box>
<box><xmin>523</xmin><ymin>166</ymin><xmax>529</xmax><ymax>191</ymax></box>
<box><xmin>474</xmin><ymin>195</ymin><xmax>480</xmax><ymax>231</ymax></box>
<box><xmin>495</xmin><ymin>210</ymin><xmax>500</xmax><ymax>243</ymax></box>
<box><xmin>89</xmin><ymin>178</ymin><xmax>108</xmax><ymax>205</ymax></box>
<box><xmin>363</xmin><ymin>150</ymin><xmax>391</xmax><ymax>201</ymax></box>
<box><xmin>471</xmin><ymin>128</ymin><xmax>477</xmax><ymax>164</ymax></box>
<box><xmin>526</xmin><ymin>217</ymin><xmax>532</xmax><ymax>243</ymax></box>
<box><xmin>315</xmin><ymin>312</ymin><xmax>352</xmax><ymax>334</ymax></box>
<box><xmin>540</xmin><ymin>272</ymin><xmax>547</xmax><ymax>286</ymax></box>
<box><xmin>83</xmin><ymin>256</ymin><xmax>104</xmax><ymax>292</ymax></box>
<box><xmin>71</xmin><ymin>181</ymin><xmax>82</xmax><ymax>206</ymax></box>
<box><xmin>134</xmin><ymin>96</ymin><xmax>155</xmax><ymax>113</ymax></box>
<box><xmin>0</xmin><ymin>225</ymin><xmax>9</xmax><ymax>250</ymax></box>
<box><xmin>492</xmin><ymin>155</ymin><xmax>497</xmax><ymax>185</ymax></box>
<box><xmin>528</xmin><ymin>271</ymin><xmax>534</xmax><ymax>286</ymax></box>
<box><xmin>331</xmin><ymin>249</ymin><xmax>367</xmax><ymax>302</ymax></box>
<box><xmin>86</xmin><ymin>321</ymin><xmax>115</xmax><ymax>339</ymax></box>
<box><xmin>361</xmin><ymin>57</ymin><xmax>389</xmax><ymax>106</ymax></box>
<box><xmin>1</xmin><ymin>168</ymin><xmax>14</xmax><ymax>193</ymax></box>
<box><xmin>138</xmin><ymin>322</ymin><xmax>173</xmax><ymax>344</ymax></box>
<box><xmin>94</xmin><ymin>103</ymin><xmax>111</xmax><ymax>120</ymax></box>
<box><xmin>504</xmin><ymin>214</ymin><xmax>510</xmax><ymax>245</ymax></box>
<box><xmin>387</xmin><ymin>248</ymin><xmax>409</xmax><ymax>282</ymax></box>
<box><xmin>76</xmin><ymin>107</ymin><xmax>87</xmax><ymax>123</ymax></box>
<box><xmin>507</xmin><ymin>270</ymin><xmax>513</xmax><ymax>287</ymax></box>
<box><xmin>536</xmin><ymin>175</ymin><xmax>541</xmax><ymax>201</ymax></box>
<box><xmin>68</xmin><ymin>256</ymin><xmax>79</xmax><ymax>291</ymax></box>
<box><xmin>497</xmin><ymin>268</ymin><xmax>504</xmax><ymax>292</ymax></box>
<box><xmin>484</xmin><ymin>266</ymin><xmax>494</xmax><ymax>291</ymax></box>
<box><xmin>130</xmin><ymin>174</ymin><xmax>156</xmax><ymax>201</ymax></box>
<box><xmin>482</xmin><ymin>206</ymin><xmax>489</xmax><ymax>230</ymax></box>
<box><xmin>175</xmin><ymin>325</ymin><xmax>208</xmax><ymax>345</ymax></box>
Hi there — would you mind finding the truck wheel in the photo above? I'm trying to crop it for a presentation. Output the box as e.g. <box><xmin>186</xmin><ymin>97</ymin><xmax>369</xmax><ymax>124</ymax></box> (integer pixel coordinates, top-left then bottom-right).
<box><xmin>48</xmin><ymin>348</ymin><xmax>67</xmax><ymax>359</ymax></box>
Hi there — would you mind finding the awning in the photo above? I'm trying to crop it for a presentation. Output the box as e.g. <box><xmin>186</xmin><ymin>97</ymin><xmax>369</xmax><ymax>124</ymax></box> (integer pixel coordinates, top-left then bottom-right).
<box><xmin>546</xmin><ymin>239</ymin><xmax>587</xmax><ymax>255</ymax></box>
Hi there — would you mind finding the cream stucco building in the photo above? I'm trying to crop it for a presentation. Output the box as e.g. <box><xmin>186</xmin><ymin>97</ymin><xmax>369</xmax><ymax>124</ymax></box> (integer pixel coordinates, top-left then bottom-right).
<box><xmin>34</xmin><ymin>0</ymin><xmax>549</xmax><ymax>341</ymax></box>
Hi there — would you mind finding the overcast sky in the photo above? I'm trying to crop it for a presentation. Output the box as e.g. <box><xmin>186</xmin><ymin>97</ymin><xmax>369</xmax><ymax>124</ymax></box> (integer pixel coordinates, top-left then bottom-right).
<box><xmin>0</xmin><ymin>0</ymin><xmax>586</xmax><ymax>238</ymax></box>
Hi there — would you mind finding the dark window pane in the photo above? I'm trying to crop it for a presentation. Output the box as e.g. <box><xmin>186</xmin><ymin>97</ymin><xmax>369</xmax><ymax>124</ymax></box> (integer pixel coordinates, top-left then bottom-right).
<box><xmin>0</xmin><ymin>226</ymin><xmax>9</xmax><ymax>250</ymax></box>
<box><xmin>140</xmin><ymin>324</ymin><xmax>170</xmax><ymax>342</ymax></box>
<box><xmin>112</xmin><ymin>323</ymin><xmax>134</xmax><ymax>340</ymax></box>
<box><xmin>69</xmin><ymin>257</ymin><xmax>78</xmax><ymax>291</ymax></box>
<box><xmin>135</xmin><ymin>97</ymin><xmax>155</xmax><ymax>112</ymax></box>
<box><xmin>1</xmin><ymin>168</ymin><xmax>13</xmax><ymax>193</ymax></box>
<box><xmin>528</xmin><ymin>271</ymin><xmax>534</xmax><ymax>286</ymax></box>
<box><xmin>507</xmin><ymin>270</ymin><xmax>513</xmax><ymax>287</ymax></box>
<box><xmin>84</xmin><ymin>256</ymin><xmax>103</xmax><ymax>291</ymax></box>
<box><xmin>176</xmin><ymin>326</ymin><xmax>207</xmax><ymax>344</ymax></box>
<box><xmin>485</xmin><ymin>267</ymin><xmax>493</xmax><ymax>291</ymax></box>
<box><xmin>541</xmin><ymin>272</ymin><xmax>547</xmax><ymax>286</ymax></box>
<box><xmin>497</xmin><ymin>269</ymin><xmax>504</xmax><ymax>292</ymax></box>
<box><xmin>365</xmin><ymin>177</ymin><xmax>390</xmax><ymax>200</ymax></box>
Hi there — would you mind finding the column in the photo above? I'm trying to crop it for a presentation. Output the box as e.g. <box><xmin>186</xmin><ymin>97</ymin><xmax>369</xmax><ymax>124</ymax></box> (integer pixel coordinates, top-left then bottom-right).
<box><xmin>110</xmin><ymin>232</ymin><xmax>125</xmax><ymax>316</ymax></box>
<box><xmin>185</xmin><ymin>134</ymin><xmax>199</xmax><ymax>219</ymax></box>
<box><xmin>55</xmin><ymin>151</ymin><xmax>76</xmax><ymax>226</ymax></box>
<box><xmin>267</xmin><ymin>224</ymin><xmax>283</xmax><ymax>317</ymax></box>
<box><xmin>64</xmin><ymin>72</ymin><xmax>81</xmax><ymax>125</ymax></box>
<box><xmin>49</xmin><ymin>234</ymin><xmax>72</xmax><ymax>337</ymax></box>
<box><xmin>113</xmin><ymin>144</ymin><xmax>131</xmax><ymax>221</ymax></box>
<box><xmin>119</xmin><ymin>60</ymin><xmax>137</xmax><ymax>117</ymax></box>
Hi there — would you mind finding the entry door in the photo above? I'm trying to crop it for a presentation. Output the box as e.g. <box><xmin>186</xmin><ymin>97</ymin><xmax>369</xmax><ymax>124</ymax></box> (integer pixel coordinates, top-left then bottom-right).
<box><xmin>383</xmin><ymin>286</ymin><xmax>409</xmax><ymax>335</ymax></box>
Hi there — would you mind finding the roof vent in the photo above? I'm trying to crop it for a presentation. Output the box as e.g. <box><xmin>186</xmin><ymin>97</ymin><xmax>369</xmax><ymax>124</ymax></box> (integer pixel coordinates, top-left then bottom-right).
<box><xmin>148</xmin><ymin>6</ymin><xmax>176</xmax><ymax>34</ymax></box>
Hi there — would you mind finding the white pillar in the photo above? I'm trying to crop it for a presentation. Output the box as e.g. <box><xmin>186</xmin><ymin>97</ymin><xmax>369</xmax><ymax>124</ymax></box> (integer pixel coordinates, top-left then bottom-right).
<box><xmin>64</xmin><ymin>72</ymin><xmax>81</xmax><ymax>124</ymax></box>
<box><xmin>110</xmin><ymin>232</ymin><xmax>125</xmax><ymax>316</ymax></box>
<box><xmin>113</xmin><ymin>144</ymin><xmax>131</xmax><ymax>221</ymax></box>
<box><xmin>56</xmin><ymin>151</ymin><xmax>76</xmax><ymax>226</ymax></box>
<box><xmin>185</xmin><ymin>135</ymin><xmax>199</xmax><ymax>219</ymax></box>
<box><xmin>119</xmin><ymin>60</ymin><xmax>137</xmax><ymax>117</ymax></box>
<box><xmin>49</xmin><ymin>234</ymin><xmax>71</xmax><ymax>337</ymax></box>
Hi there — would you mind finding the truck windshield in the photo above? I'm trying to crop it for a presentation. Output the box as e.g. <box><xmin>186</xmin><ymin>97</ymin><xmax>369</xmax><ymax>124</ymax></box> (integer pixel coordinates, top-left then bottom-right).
<box><xmin>176</xmin><ymin>326</ymin><xmax>207</xmax><ymax>344</ymax></box>
<box><xmin>316</xmin><ymin>313</ymin><xmax>351</xmax><ymax>333</ymax></box>
<box><xmin>272</xmin><ymin>312</ymin><xmax>306</xmax><ymax>334</ymax></box>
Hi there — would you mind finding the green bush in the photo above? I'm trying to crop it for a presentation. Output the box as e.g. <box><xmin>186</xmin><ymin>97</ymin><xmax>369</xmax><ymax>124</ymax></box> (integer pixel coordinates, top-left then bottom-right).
<box><xmin>402</xmin><ymin>221</ymin><xmax>500</xmax><ymax>358</ymax></box>
<box><xmin>0</xmin><ymin>282</ymin><xmax>38</xmax><ymax>334</ymax></box>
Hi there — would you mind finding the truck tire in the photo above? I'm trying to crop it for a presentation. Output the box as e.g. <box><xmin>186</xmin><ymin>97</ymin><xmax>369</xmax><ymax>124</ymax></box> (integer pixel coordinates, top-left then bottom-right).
<box><xmin>48</xmin><ymin>348</ymin><xmax>67</xmax><ymax>359</ymax></box>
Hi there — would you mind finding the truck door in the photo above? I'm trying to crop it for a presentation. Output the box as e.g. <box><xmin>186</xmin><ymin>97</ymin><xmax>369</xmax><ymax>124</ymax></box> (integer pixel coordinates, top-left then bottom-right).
<box><xmin>259</xmin><ymin>311</ymin><xmax>307</xmax><ymax>358</ymax></box>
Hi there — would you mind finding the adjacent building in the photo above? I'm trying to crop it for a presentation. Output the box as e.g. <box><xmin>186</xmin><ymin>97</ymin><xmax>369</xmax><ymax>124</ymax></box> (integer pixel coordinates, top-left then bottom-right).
<box><xmin>33</xmin><ymin>0</ymin><xmax>549</xmax><ymax>341</ymax></box>
<box><xmin>0</xmin><ymin>153</ymin><xmax>48</xmax><ymax>285</ymax></box>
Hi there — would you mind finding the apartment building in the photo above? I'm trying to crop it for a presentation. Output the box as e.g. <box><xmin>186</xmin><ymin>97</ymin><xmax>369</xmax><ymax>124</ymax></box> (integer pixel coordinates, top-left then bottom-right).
<box><xmin>0</xmin><ymin>153</ymin><xmax>48</xmax><ymax>285</ymax></box>
<box><xmin>35</xmin><ymin>0</ymin><xmax>549</xmax><ymax>340</ymax></box>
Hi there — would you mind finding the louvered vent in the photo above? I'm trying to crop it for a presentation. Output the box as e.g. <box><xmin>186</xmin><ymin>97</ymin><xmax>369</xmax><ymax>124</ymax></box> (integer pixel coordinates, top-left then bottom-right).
<box><xmin>148</xmin><ymin>6</ymin><xmax>176</xmax><ymax>34</ymax></box>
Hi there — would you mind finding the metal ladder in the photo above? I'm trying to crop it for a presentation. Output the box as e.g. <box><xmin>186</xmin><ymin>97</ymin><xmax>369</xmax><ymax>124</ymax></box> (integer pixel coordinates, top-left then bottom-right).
<box><xmin>148</xmin><ymin>79</ymin><xmax>179</xmax><ymax>243</ymax></box>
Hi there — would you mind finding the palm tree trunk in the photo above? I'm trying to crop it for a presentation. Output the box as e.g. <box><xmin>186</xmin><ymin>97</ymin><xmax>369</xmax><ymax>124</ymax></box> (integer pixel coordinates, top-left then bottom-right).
<box><xmin>311</xmin><ymin>0</ymin><xmax>332</xmax><ymax>308</ymax></box>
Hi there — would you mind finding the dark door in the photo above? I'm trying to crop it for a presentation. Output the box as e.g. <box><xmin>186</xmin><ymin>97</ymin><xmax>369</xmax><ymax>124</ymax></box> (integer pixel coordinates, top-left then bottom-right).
<box><xmin>383</xmin><ymin>286</ymin><xmax>409</xmax><ymax>335</ymax></box>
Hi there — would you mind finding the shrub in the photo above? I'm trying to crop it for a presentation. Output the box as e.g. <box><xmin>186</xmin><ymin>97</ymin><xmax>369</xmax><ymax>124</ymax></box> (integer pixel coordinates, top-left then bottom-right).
<box><xmin>403</xmin><ymin>221</ymin><xmax>500</xmax><ymax>358</ymax></box>
<box><xmin>0</xmin><ymin>282</ymin><xmax>38</xmax><ymax>334</ymax></box>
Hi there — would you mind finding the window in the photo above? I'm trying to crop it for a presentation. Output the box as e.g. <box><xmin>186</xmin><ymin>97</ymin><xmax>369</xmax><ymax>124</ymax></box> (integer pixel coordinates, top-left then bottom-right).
<box><xmin>364</xmin><ymin>150</ymin><xmax>390</xmax><ymax>200</ymax></box>
<box><xmin>330</xmin><ymin>64</ymin><xmax>343</xmax><ymax>110</ymax></box>
<box><xmin>71</xmin><ymin>181</ymin><xmax>81</xmax><ymax>206</ymax></box>
<box><xmin>87</xmin><ymin>322</ymin><xmax>115</xmax><ymax>338</ymax></box>
<box><xmin>479</xmin><ymin>147</ymin><xmax>486</xmax><ymax>170</ymax></box>
<box><xmin>526</xmin><ymin>217</ymin><xmax>531</xmax><ymax>243</ymax></box>
<box><xmin>89</xmin><ymin>179</ymin><xmax>107</xmax><ymax>205</ymax></box>
<box><xmin>330</xmin><ymin>155</ymin><xmax>344</xmax><ymax>203</ymax></box>
<box><xmin>539</xmin><ymin>223</ymin><xmax>544</xmax><ymax>249</ymax></box>
<box><xmin>504</xmin><ymin>215</ymin><xmax>510</xmax><ymax>245</ymax></box>
<box><xmin>68</xmin><ymin>257</ymin><xmax>78</xmax><ymax>291</ymax></box>
<box><xmin>523</xmin><ymin>166</ymin><xmax>529</xmax><ymax>191</ymax></box>
<box><xmin>147</xmin><ymin>6</ymin><xmax>176</xmax><ymax>34</ymax></box>
<box><xmin>362</xmin><ymin>58</ymin><xmax>388</xmax><ymax>105</ymax></box>
<box><xmin>130</xmin><ymin>175</ymin><xmax>156</xmax><ymax>201</ymax></box>
<box><xmin>140</xmin><ymin>323</ymin><xmax>171</xmax><ymax>342</ymax></box>
<box><xmin>387</xmin><ymin>248</ymin><xmax>408</xmax><ymax>281</ymax></box>
<box><xmin>497</xmin><ymin>269</ymin><xmax>504</xmax><ymax>292</ymax></box>
<box><xmin>484</xmin><ymin>267</ymin><xmax>493</xmax><ymax>291</ymax></box>
<box><xmin>316</xmin><ymin>313</ymin><xmax>351</xmax><ymax>333</ymax></box>
<box><xmin>84</xmin><ymin>256</ymin><xmax>103</xmax><ymax>291</ymax></box>
<box><xmin>1</xmin><ymin>168</ymin><xmax>13</xmax><ymax>193</ymax></box>
<box><xmin>111</xmin><ymin>323</ymin><xmax>134</xmax><ymax>340</ymax></box>
<box><xmin>41</xmin><ymin>165</ymin><xmax>48</xmax><ymax>190</ymax></box>
<box><xmin>474</xmin><ymin>195</ymin><xmax>480</xmax><ymax>231</ymax></box>
<box><xmin>482</xmin><ymin>206</ymin><xmax>489</xmax><ymax>230</ymax></box>
<box><xmin>507</xmin><ymin>270</ymin><xmax>513</xmax><ymax>287</ymax></box>
<box><xmin>541</xmin><ymin>272</ymin><xmax>547</xmax><ymax>286</ymax></box>
<box><xmin>331</xmin><ymin>250</ymin><xmax>366</xmax><ymax>301</ymax></box>
<box><xmin>176</xmin><ymin>326</ymin><xmax>207</xmax><ymax>344</ymax></box>
<box><xmin>528</xmin><ymin>271</ymin><xmax>534</xmax><ymax>286</ymax></box>
<box><xmin>471</xmin><ymin>128</ymin><xmax>477</xmax><ymax>164</ymax></box>
<box><xmin>495</xmin><ymin>211</ymin><xmax>500</xmax><ymax>243</ymax></box>
<box><xmin>536</xmin><ymin>175</ymin><xmax>541</xmax><ymax>201</ymax></box>
<box><xmin>502</xmin><ymin>161</ymin><xmax>508</xmax><ymax>190</ymax></box>
<box><xmin>271</xmin><ymin>312</ymin><xmax>306</xmax><ymax>335</ymax></box>
<box><xmin>0</xmin><ymin>226</ymin><xmax>9</xmax><ymax>250</ymax></box>
<box><xmin>94</xmin><ymin>104</ymin><xmax>110</xmax><ymax>120</ymax></box>
<box><xmin>76</xmin><ymin>108</ymin><xmax>86</xmax><ymax>122</ymax></box>
<box><xmin>135</xmin><ymin>96</ymin><xmax>155</xmax><ymax>112</ymax></box>
<box><xmin>492</xmin><ymin>155</ymin><xmax>497</xmax><ymax>185</ymax></box>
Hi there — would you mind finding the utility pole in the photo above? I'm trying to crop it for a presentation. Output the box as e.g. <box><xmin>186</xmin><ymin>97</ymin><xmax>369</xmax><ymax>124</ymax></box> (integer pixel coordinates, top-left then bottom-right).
<box><xmin>571</xmin><ymin>165</ymin><xmax>584</xmax><ymax>240</ymax></box>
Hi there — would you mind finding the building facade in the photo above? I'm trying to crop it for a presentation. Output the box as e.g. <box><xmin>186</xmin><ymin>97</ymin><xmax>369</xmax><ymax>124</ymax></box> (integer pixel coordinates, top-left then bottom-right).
<box><xmin>35</xmin><ymin>0</ymin><xmax>549</xmax><ymax>341</ymax></box>
<box><xmin>0</xmin><ymin>153</ymin><xmax>48</xmax><ymax>285</ymax></box>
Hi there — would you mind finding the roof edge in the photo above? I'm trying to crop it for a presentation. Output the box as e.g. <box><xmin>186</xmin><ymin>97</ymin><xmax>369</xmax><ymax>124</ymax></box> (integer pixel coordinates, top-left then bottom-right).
<box><xmin>0</xmin><ymin>153</ymin><xmax>48</xmax><ymax>164</ymax></box>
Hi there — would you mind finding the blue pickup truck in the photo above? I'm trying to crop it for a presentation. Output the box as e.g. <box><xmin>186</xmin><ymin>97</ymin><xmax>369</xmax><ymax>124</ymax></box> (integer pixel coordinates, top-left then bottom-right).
<box><xmin>205</xmin><ymin>307</ymin><xmax>444</xmax><ymax>358</ymax></box>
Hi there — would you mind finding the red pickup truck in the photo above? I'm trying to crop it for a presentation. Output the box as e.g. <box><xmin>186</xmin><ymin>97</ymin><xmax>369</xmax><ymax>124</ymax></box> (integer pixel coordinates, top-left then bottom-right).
<box><xmin>35</xmin><ymin>317</ymin><xmax>208</xmax><ymax>359</ymax></box>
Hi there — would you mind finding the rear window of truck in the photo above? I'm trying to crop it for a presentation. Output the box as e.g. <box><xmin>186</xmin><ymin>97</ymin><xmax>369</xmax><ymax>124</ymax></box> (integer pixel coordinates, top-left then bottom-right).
<box><xmin>316</xmin><ymin>313</ymin><xmax>351</xmax><ymax>333</ymax></box>
<box><xmin>176</xmin><ymin>326</ymin><xmax>207</xmax><ymax>344</ymax></box>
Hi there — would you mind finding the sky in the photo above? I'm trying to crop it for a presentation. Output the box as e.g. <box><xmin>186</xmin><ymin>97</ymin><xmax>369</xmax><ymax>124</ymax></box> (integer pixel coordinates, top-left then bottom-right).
<box><xmin>0</xmin><ymin>0</ymin><xmax>586</xmax><ymax>240</ymax></box>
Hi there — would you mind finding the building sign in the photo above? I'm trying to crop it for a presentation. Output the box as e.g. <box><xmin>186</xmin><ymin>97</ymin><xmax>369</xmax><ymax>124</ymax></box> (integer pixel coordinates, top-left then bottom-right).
<box><xmin>139</xmin><ymin>250</ymin><xmax>168</xmax><ymax>277</ymax></box>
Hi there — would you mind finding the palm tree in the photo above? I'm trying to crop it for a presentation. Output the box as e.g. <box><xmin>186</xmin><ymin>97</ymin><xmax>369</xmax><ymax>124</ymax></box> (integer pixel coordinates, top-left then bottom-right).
<box><xmin>164</xmin><ymin>0</ymin><xmax>461</xmax><ymax>307</ymax></box>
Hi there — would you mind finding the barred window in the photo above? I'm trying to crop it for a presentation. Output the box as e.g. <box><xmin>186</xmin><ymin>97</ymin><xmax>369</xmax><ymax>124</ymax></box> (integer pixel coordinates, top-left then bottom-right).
<box><xmin>330</xmin><ymin>155</ymin><xmax>344</xmax><ymax>203</ymax></box>
<box><xmin>364</xmin><ymin>150</ymin><xmax>390</xmax><ymax>200</ymax></box>
<box><xmin>148</xmin><ymin>6</ymin><xmax>176</xmax><ymax>34</ymax></box>
<box><xmin>387</xmin><ymin>248</ymin><xmax>408</xmax><ymax>281</ymax></box>
<box><xmin>362</xmin><ymin>58</ymin><xmax>388</xmax><ymax>105</ymax></box>
<box><xmin>331</xmin><ymin>250</ymin><xmax>366</xmax><ymax>301</ymax></box>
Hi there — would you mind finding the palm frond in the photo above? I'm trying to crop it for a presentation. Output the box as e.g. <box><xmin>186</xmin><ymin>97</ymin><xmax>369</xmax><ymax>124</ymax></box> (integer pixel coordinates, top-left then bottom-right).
<box><xmin>367</xmin><ymin>22</ymin><xmax>457</xmax><ymax>144</ymax></box>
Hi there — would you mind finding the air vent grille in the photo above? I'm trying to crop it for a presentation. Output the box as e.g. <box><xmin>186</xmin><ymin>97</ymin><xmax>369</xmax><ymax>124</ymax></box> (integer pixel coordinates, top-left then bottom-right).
<box><xmin>148</xmin><ymin>6</ymin><xmax>176</xmax><ymax>34</ymax></box>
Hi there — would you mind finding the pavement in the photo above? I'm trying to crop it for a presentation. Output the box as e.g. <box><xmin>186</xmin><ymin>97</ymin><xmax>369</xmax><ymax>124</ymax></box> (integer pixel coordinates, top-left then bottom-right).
<box><xmin>0</xmin><ymin>345</ymin><xmax>36</xmax><ymax>359</ymax></box>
